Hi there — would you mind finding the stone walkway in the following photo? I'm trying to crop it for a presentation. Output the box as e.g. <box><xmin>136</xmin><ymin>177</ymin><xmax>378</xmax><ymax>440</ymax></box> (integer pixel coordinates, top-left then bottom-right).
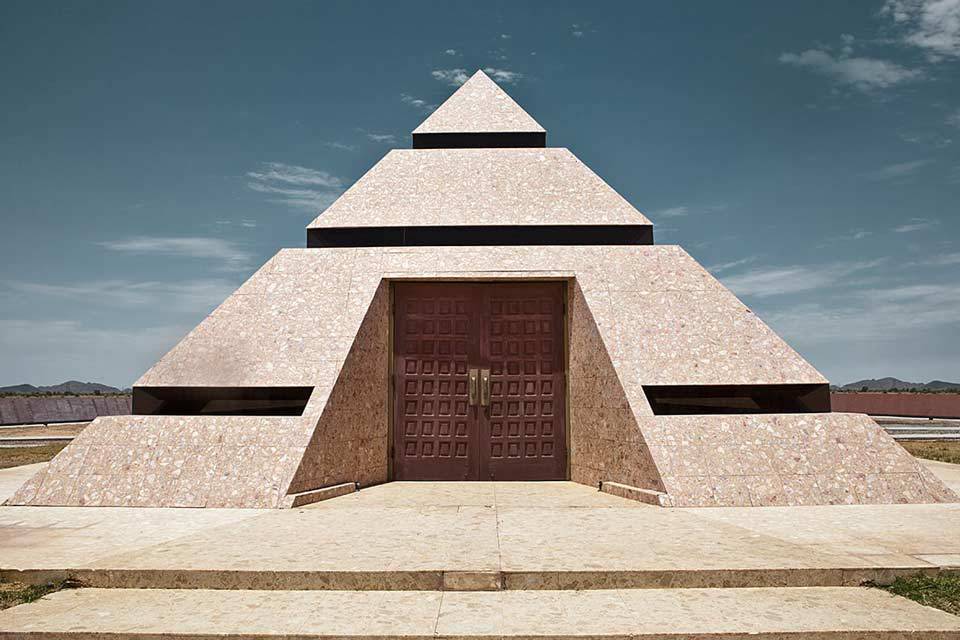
<box><xmin>925</xmin><ymin>459</ymin><xmax>960</xmax><ymax>494</ymax></box>
<box><xmin>0</xmin><ymin>463</ymin><xmax>46</xmax><ymax>503</ymax></box>
<box><xmin>1</xmin><ymin>478</ymin><xmax>959</xmax><ymax>589</ymax></box>
<box><xmin>2</xmin><ymin>469</ymin><xmax>960</xmax><ymax>638</ymax></box>
<box><xmin>3</xmin><ymin>586</ymin><xmax>960</xmax><ymax>638</ymax></box>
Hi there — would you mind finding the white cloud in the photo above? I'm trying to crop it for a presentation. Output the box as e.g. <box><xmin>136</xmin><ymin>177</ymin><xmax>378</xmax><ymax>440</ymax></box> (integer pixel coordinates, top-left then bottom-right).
<box><xmin>864</xmin><ymin>159</ymin><xmax>931</xmax><ymax>180</ymax></box>
<box><xmin>0</xmin><ymin>319</ymin><xmax>190</xmax><ymax>388</ymax></box>
<box><xmin>947</xmin><ymin>108</ymin><xmax>960</xmax><ymax>128</ymax></box>
<box><xmin>653</xmin><ymin>206</ymin><xmax>689</xmax><ymax>218</ymax></box>
<box><xmin>572</xmin><ymin>30</ymin><xmax>584</xmax><ymax>38</ymax></box>
<box><xmin>432</xmin><ymin>68</ymin><xmax>470</xmax><ymax>86</ymax></box>
<box><xmin>882</xmin><ymin>0</ymin><xmax>960</xmax><ymax>60</ymax></box>
<box><xmin>100</xmin><ymin>236</ymin><xmax>252</xmax><ymax>271</ymax></box>
<box><xmin>720</xmin><ymin>260</ymin><xmax>884</xmax><ymax>298</ymax></box>
<box><xmin>5</xmin><ymin>278</ymin><xmax>237</xmax><ymax>314</ymax></box>
<box><xmin>652</xmin><ymin>204</ymin><xmax>727</xmax><ymax>219</ymax></box>
<box><xmin>899</xmin><ymin>131</ymin><xmax>953</xmax><ymax>147</ymax></box>
<box><xmin>483</xmin><ymin>67</ymin><xmax>522</xmax><ymax>84</ymax></box>
<box><xmin>894</xmin><ymin>217</ymin><xmax>939</xmax><ymax>232</ymax></box>
<box><xmin>445</xmin><ymin>49</ymin><xmax>458</xmax><ymax>56</ymax></box>
<box><xmin>366</xmin><ymin>133</ymin><xmax>397</xmax><ymax>144</ymax></box>
<box><xmin>763</xmin><ymin>282</ymin><xmax>960</xmax><ymax>343</ymax></box>
<box><xmin>215</xmin><ymin>219</ymin><xmax>257</xmax><ymax>228</ymax></box>
<box><xmin>401</xmin><ymin>94</ymin><xmax>436</xmax><ymax>113</ymax></box>
<box><xmin>779</xmin><ymin>49</ymin><xmax>922</xmax><ymax>91</ymax></box>
<box><xmin>914</xmin><ymin>251</ymin><xmax>960</xmax><ymax>266</ymax></box>
<box><xmin>246</xmin><ymin>162</ymin><xmax>341</xmax><ymax>188</ymax></box>
<box><xmin>245</xmin><ymin>162</ymin><xmax>344</xmax><ymax>212</ymax></box>
<box><xmin>500</xmin><ymin>33</ymin><xmax>511</xmax><ymax>40</ymax></box>
<box><xmin>706</xmin><ymin>256</ymin><xmax>758</xmax><ymax>274</ymax></box>
<box><xmin>324</xmin><ymin>141</ymin><xmax>357</xmax><ymax>152</ymax></box>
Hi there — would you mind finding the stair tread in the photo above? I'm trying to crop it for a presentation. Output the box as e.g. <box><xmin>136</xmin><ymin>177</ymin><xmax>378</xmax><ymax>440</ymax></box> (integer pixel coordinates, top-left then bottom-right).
<box><xmin>2</xmin><ymin>587</ymin><xmax>959</xmax><ymax>638</ymax></box>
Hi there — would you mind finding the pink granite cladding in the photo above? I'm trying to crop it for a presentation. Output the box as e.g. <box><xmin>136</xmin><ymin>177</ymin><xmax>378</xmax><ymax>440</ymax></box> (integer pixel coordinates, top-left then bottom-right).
<box><xmin>308</xmin><ymin>149</ymin><xmax>652</xmax><ymax>229</ymax></box>
<box><xmin>640</xmin><ymin>413</ymin><xmax>958</xmax><ymax>507</ymax></box>
<box><xmin>8</xmin><ymin>414</ymin><xmax>316</xmax><ymax>508</ymax></box>
<box><xmin>11</xmin><ymin>281</ymin><xmax>390</xmax><ymax>509</ymax></box>
<box><xmin>284</xmin><ymin>281</ymin><xmax>390</xmax><ymax>499</ymax></box>
<box><xmin>18</xmin><ymin>244</ymin><xmax>917</xmax><ymax>509</ymax></box>
<box><xmin>412</xmin><ymin>70</ymin><xmax>544</xmax><ymax>135</ymax></box>
<box><xmin>568</xmin><ymin>280</ymin><xmax>664</xmax><ymax>492</ymax></box>
<box><xmin>136</xmin><ymin>247</ymin><xmax>370</xmax><ymax>388</ymax></box>
<box><xmin>139</xmin><ymin>245</ymin><xmax>827</xmax><ymax>390</ymax></box>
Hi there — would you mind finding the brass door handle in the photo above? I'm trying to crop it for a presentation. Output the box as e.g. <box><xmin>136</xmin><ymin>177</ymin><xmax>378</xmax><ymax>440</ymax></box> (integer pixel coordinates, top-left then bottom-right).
<box><xmin>480</xmin><ymin>368</ymin><xmax>491</xmax><ymax>406</ymax></box>
<box><xmin>468</xmin><ymin>369</ymin><xmax>479</xmax><ymax>405</ymax></box>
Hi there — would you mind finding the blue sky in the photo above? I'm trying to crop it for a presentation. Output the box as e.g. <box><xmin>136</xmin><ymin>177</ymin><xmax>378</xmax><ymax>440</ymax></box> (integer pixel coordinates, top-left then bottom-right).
<box><xmin>1</xmin><ymin>1</ymin><xmax>958</xmax><ymax>387</ymax></box>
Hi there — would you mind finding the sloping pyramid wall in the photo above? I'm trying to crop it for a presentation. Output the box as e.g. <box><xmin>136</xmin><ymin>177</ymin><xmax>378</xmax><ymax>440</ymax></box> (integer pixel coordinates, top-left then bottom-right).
<box><xmin>12</xmin><ymin>246</ymin><xmax>956</xmax><ymax>508</ymax></box>
<box><xmin>286</xmin><ymin>281</ymin><xmax>390</xmax><ymax>496</ymax></box>
<box><xmin>568</xmin><ymin>280</ymin><xmax>664</xmax><ymax>492</ymax></box>
<box><xmin>10</xmin><ymin>253</ymin><xmax>391</xmax><ymax>508</ymax></box>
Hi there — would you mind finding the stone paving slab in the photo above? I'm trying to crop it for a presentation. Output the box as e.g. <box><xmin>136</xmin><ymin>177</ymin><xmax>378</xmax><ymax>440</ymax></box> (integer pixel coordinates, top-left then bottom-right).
<box><xmin>1</xmin><ymin>481</ymin><xmax>959</xmax><ymax>590</ymax></box>
<box><xmin>924</xmin><ymin>459</ymin><xmax>960</xmax><ymax>495</ymax></box>
<box><xmin>0</xmin><ymin>462</ymin><xmax>46</xmax><ymax>503</ymax></box>
<box><xmin>2</xmin><ymin>587</ymin><xmax>959</xmax><ymax>638</ymax></box>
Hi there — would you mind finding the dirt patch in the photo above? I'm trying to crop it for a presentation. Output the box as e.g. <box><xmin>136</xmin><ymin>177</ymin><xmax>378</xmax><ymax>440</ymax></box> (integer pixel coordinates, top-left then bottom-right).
<box><xmin>0</xmin><ymin>423</ymin><xmax>86</xmax><ymax>438</ymax></box>
<box><xmin>901</xmin><ymin>440</ymin><xmax>960</xmax><ymax>465</ymax></box>
<box><xmin>0</xmin><ymin>443</ymin><xmax>68</xmax><ymax>469</ymax></box>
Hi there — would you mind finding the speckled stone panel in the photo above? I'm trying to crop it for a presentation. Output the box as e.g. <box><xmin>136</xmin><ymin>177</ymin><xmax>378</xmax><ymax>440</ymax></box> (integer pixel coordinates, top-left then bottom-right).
<box><xmin>642</xmin><ymin>413</ymin><xmax>959</xmax><ymax>507</ymax></box>
<box><xmin>308</xmin><ymin>149</ymin><xmax>652</xmax><ymax>229</ymax></box>
<box><xmin>412</xmin><ymin>69</ymin><xmax>544</xmax><ymax>135</ymax></box>
<box><xmin>568</xmin><ymin>280</ymin><xmax>664</xmax><ymax>492</ymax></box>
<box><xmin>8</xmin><ymin>414</ymin><xmax>316</xmax><ymax>508</ymax></box>
<box><xmin>18</xmin><ymin>245</ymin><xmax>936</xmax><ymax>509</ymax></box>
<box><xmin>285</xmin><ymin>281</ymin><xmax>390</xmax><ymax>498</ymax></box>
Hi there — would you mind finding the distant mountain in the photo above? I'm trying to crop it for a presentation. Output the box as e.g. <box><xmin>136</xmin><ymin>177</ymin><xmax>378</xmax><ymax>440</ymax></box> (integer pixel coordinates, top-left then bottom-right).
<box><xmin>840</xmin><ymin>377</ymin><xmax>960</xmax><ymax>392</ymax></box>
<box><xmin>0</xmin><ymin>380</ymin><xmax>127</xmax><ymax>394</ymax></box>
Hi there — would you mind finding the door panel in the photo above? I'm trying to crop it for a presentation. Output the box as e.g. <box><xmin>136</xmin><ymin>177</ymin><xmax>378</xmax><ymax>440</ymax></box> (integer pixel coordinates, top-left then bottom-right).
<box><xmin>482</xmin><ymin>283</ymin><xmax>567</xmax><ymax>480</ymax></box>
<box><xmin>393</xmin><ymin>284</ymin><xmax>480</xmax><ymax>480</ymax></box>
<box><xmin>393</xmin><ymin>282</ymin><xmax>566</xmax><ymax>481</ymax></box>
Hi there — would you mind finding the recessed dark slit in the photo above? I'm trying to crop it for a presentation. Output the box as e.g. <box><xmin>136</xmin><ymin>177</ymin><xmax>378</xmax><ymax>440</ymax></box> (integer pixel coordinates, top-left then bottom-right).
<box><xmin>132</xmin><ymin>386</ymin><xmax>313</xmax><ymax>416</ymax></box>
<box><xmin>642</xmin><ymin>384</ymin><xmax>831</xmax><ymax>415</ymax></box>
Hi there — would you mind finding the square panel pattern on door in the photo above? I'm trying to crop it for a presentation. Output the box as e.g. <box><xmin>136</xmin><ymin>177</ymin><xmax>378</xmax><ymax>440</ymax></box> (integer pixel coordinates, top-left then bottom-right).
<box><xmin>393</xmin><ymin>285</ymin><xmax>476</xmax><ymax>481</ymax></box>
<box><xmin>393</xmin><ymin>282</ymin><xmax>566</xmax><ymax>481</ymax></box>
<box><xmin>484</xmin><ymin>284</ymin><xmax>566</xmax><ymax>480</ymax></box>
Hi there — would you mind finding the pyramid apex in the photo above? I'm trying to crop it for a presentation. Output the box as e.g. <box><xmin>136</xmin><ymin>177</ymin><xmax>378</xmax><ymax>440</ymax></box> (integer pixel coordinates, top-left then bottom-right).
<box><xmin>412</xmin><ymin>69</ymin><xmax>545</xmax><ymax>148</ymax></box>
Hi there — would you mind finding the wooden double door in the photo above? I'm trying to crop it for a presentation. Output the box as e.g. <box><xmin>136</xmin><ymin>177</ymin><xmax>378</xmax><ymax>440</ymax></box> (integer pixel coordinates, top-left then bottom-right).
<box><xmin>393</xmin><ymin>282</ymin><xmax>567</xmax><ymax>481</ymax></box>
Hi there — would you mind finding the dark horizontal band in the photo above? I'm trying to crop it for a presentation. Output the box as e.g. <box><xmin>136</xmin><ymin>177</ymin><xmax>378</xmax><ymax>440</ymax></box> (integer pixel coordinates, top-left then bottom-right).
<box><xmin>307</xmin><ymin>225</ymin><xmax>653</xmax><ymax>248</ymax></box>
<box><xmin>643</xmin><ymin>384</ymin><xmax>831</xmax><ymax>415</ymax></box>
<box><xmin>133</xmin><ymin>386</ymin><xmax>313</xmax><ymax>416</ymax></box>
<box><xmin>412</xmin><ymin>131</ymin><xmax>546</xmax><ymax>149</ymax></box>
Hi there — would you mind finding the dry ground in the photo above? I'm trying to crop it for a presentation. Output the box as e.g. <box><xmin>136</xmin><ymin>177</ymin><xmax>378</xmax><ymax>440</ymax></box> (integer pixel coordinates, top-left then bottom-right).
<box><xmin>0</xmin><ymin>443</ymin><xmax>68</xmax><ymax>469</ymax></box>
<box><xmin>900</xmin><ymin>440</ymin><xmax>960</xmax><ymax>465</ymax></box>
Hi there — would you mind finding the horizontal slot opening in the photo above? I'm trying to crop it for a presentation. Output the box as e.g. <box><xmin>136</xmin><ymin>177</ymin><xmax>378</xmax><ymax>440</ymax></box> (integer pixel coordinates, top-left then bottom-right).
<box><xmin>133</xmin><ymin>386</ymin><xmax>313</xmax><ymax>416</ymax></box>
<box><xmin>308</xmin><ymin>224</ymin><xmax>653</xmax><ymax>248</ymax></box>
<box><xmin>412</xmin><ymin>131</ymin><xmax>546</xmax><ymax>149</ymax></box>
<box><xmin>643</xmin><ymin>384</ymin><xmax>830</xmax><ymax>415</ymax></box>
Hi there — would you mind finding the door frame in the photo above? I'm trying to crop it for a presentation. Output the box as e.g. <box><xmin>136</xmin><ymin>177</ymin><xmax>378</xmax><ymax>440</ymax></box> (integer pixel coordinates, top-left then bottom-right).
<box><xmin>387</xmin><ymin>278</ymin><xmax>571</xmax><ymax>481</ymax></box>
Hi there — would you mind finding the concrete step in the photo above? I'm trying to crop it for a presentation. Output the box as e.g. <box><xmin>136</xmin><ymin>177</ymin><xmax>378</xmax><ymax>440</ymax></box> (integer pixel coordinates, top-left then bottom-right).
<box><xmin>5</xmin><ymin>564</ymin><xmax>951</xmax><ymax>591</ymax></box>
<box><xmin>2</xmin><ymin>587</ymin><xmax>959</xmax><ymax>638</ymax></box>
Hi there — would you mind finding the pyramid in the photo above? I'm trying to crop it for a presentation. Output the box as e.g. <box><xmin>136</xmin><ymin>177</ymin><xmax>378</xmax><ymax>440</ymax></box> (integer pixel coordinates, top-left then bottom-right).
<box><xmin>12</xmin><ymin>71</ymin><xmax>955</xmax><ymax>508</ymax></box>
<box><xmin>412</xmin><ymin>70</ymin><xmax>545</xmax><ymax>148</ymax></box>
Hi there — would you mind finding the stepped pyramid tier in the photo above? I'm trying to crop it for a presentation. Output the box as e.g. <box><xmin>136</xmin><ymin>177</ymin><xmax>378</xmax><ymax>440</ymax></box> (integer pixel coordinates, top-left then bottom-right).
<box><xmin>12</xmin><ymin>70</ymin><xmax>956</xmax><ymax>509</ymax></box>
<box><xmin>412</xmin><ymin>69</ymin><xmax>546</xmax><ymax>148</ymax></box>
